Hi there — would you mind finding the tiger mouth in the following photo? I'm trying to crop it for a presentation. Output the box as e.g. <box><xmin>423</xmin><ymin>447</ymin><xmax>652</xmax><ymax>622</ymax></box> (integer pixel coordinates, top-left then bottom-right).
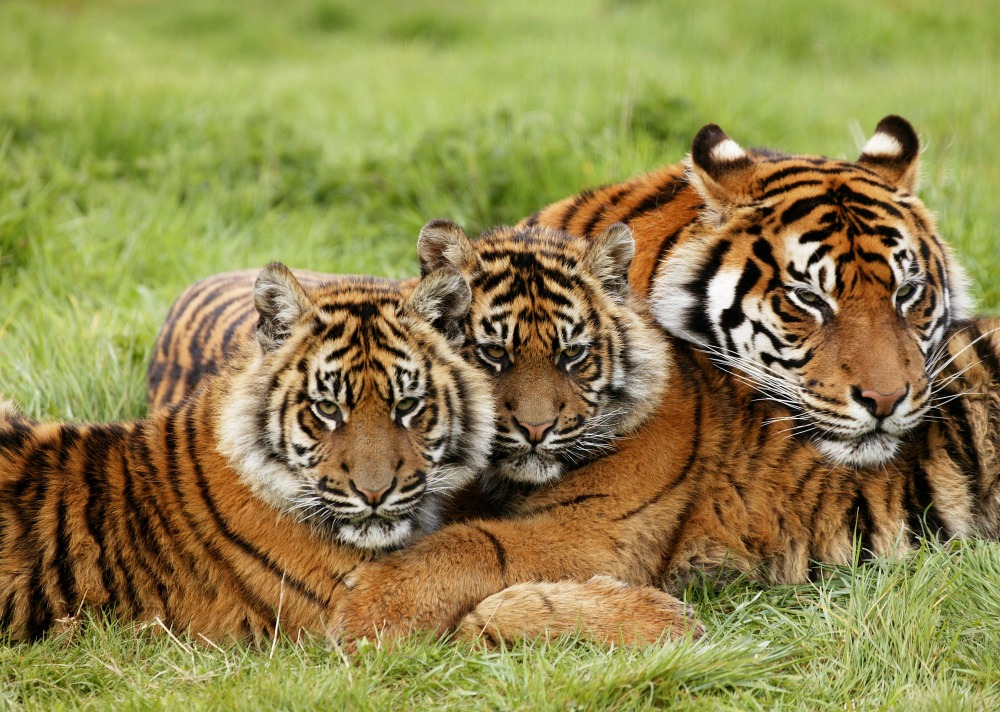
<box><xmin>491</xmin><ymin>450</ymin><xmax>565</xmax><ymax>485</ymax></box>
<box><xmin>308</xmin><ymin>495</ymin><xmax>418</xmax><ymax>531</ymax></box>
<box><xmin>812</xmin><ymin>429</ymin><xmax>901</xmax><ymax>468</ymax></box>
<box><xmin>329</xmin><ymin>505</ymin><xmax>413</xmax><ymax>526</ymax></box>
<box><xmin>821</xmin><ymin>428</ymin><xmax>891</xmax><ymax>443</ymax></box>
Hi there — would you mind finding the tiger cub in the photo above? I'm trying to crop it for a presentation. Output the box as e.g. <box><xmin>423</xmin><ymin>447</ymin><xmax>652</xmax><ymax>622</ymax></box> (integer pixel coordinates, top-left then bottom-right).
<box><xmin>146</xmin><ymin>222</ymin><xmax>667</xmax><ymax>493</ymax></box>
<box><xmin>0</xmin><ymin>265</ymin><xmax>496</xmax><ymax>640</ymax></box>
<box><xmin>523</xmin><ymin>115</ymin><xmax>971</xmax><ymax>468</ymax></box>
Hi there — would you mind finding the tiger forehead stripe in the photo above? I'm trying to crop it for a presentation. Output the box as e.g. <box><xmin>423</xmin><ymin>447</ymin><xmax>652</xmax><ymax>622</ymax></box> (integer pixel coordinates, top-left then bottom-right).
<box><xmin>318</xmin><ymin>298</ymin><xmax>396</xmax><ymax>316</ymax></box>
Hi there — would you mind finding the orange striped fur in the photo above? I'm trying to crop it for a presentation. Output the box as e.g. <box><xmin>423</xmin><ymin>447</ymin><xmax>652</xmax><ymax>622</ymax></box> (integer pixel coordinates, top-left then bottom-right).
<box><xmin>0</xmin><ymin>265</ymin><xmax>497</xmax><ymax>640</ymax></box>
<box><xmin>5</xmin><ymin>255</ymin><xmax>695</xmax><ymax>645</ymax></box>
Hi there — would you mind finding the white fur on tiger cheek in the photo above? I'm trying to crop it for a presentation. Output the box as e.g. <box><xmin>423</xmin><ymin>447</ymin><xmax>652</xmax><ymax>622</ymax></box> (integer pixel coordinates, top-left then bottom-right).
<box><xmin>943</xmin><ymin>242</ymin><xmax>974</xmax><ymax>320</ymax></box>
<box><xmin>862</xmin><ymin>132</ymin><xmax>904</xmax><ymax>158</ymax></box>
<box><xmin>216</xmin><ymin>368</ymin><xmax>303</xmax><ymax>513</ymax></box>
<box><xmin>649</xmin><ymin>240</ymin><xmax>711</xmax><ymax>343</ymax></box>
<box><xmin>705</xmin><ymin>267</ymin><xmax>743</xmax><ymax>345</ymax></box>
<box><xmin>711</xmin><ymin>138</ymin><xmax>747</xmax><ymax>163</ymax></box>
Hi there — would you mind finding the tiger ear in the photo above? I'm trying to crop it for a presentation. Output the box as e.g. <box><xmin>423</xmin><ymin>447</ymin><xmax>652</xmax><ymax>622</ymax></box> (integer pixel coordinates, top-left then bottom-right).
<box><xmin>685</xmin><ymin>123</ymin><xmax>756</xmax><ymax>214</ymax></box>
<box><xmin>417</xmin><ymin>219</ymin><xmax>478</xmax><ymax>277</ymax></box>
<box><xmin>857</xmin><ymin>115</ymin><xmax>920</xmax><ymax>192</ymax></box>
<box><xmin>406</xmin><ymin>268</ymin><xmax>472</xmax><ymax>347</ymax></box>
<box><xmin>585</xmin><ymin>222</ymin><xmax>634</xmax><ymax>302</ymax></box>
<box><xmin>253</xmin><ymin>262</ymin><xmax>313</xmax><ymax>352</ymax></box>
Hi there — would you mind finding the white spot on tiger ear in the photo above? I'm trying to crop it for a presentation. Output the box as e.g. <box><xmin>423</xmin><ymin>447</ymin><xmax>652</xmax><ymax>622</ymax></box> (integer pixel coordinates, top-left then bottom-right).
<box><xmin>710</xmin><ymin>139</ymin><xmax>747</xmax><ymax>163</ymax></box>
<box><xmin>862</xmin><ymin>132</ymin><xmax>903</xmax><ymax>158</ymax></box>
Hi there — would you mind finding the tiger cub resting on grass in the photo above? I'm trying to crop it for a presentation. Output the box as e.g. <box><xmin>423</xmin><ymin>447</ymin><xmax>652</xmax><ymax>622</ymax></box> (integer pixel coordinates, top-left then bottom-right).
<box><xmin>319</xmin><ymin>117</ymin><xmax>1000</xmax><ymax>643</ymax></box>
<box><xmin>312</xmin><ymin>180</ymin><xmax>1000</xmax><ymax>642</ymax></box>
<box><xmin>0</xmin><ymin>262</ymin><xmax>699</xmax><ymax>644</ymax></box>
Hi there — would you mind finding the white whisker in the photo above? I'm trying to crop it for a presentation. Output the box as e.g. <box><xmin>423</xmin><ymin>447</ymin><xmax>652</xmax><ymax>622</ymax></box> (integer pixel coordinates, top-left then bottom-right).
<box><xmin>928</xmin><ymin>326</ymin><xmax>1000</xmax><ymax>380</ymax></box>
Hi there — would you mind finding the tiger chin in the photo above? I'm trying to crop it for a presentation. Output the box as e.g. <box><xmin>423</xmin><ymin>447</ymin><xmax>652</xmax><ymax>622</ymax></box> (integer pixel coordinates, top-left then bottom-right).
<box><xmin>524</xmin><ymin>115</ymin><xmax>972</xmax><ymax>468</ymax></box>
<box><xmin>0</xmin><ymin>264</ymin><xmax>497</xmax><ymax>640</ymax></box>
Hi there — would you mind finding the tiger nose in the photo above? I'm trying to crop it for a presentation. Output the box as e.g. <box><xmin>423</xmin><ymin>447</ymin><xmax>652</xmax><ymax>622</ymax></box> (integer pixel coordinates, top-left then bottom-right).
<box><xmin>349</xmin><ymin>478</ymin><xmax>395</xmax><ymax>506</ymax></box>
<box><xmin>514</xmin><ymin>418</ymin><xmax>555</xmax><ymax>445</ymax></box>
<box><xmin>853</xmin><ymin>387</ymin><xmax>908</xmax><ymax>418</ymax></box>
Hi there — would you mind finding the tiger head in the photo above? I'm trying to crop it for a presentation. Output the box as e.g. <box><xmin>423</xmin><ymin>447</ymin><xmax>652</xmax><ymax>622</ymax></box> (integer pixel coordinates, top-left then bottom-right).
<box><xmin>216</xmin><ymin>263</ymin><xmax>495</xmax><ymax>551</ymax></box>
<box><xmin>418</xmin><ymin>220</ymin><xmax>667</xmax><ymax>487</ymax></box>
<box><xmin>652</xmin><ymin>115</ymin><xmax>972</xmax><ymax>467</ymax></box>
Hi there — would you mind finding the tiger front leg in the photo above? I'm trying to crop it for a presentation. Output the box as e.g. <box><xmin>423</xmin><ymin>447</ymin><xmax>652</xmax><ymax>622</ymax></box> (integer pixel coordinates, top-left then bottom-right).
<box><xmin>329</xmin><ymin>514</ymin><xmax>662</xmax><ymax>645</ymax></box>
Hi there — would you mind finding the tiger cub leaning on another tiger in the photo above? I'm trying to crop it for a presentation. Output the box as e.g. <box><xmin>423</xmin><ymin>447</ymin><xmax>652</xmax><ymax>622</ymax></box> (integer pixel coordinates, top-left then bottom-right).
<box><xmin>524</xmin><ymin>115</ymin><xmax>971</xmax><ymax>470</ymax></box>
<box><xmin>1</xmin><ymin>261</ymin><xmax>699</xmax><ymax>644</ymax></box>
<box><xmin>147</xmin><ymin>221</ymin><xmax>667</xmax><ymax>504</ymax></box>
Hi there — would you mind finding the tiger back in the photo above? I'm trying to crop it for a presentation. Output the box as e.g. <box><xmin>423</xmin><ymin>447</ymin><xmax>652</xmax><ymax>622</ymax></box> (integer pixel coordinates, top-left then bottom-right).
<box><xmin>523</xmin><ymin>115</ymin><xmax>971</xmax><ymax>469</ymax></box>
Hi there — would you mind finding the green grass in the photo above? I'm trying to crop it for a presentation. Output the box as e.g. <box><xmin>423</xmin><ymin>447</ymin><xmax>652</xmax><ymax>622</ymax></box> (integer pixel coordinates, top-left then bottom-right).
<box><xmin>0</xmin><ymin>0</ymin><xmax>998</xmax><ymax>708</ymax></box>
<box><xmin>2</xmin><ymin>541</ymin><xmax>998</xmax><ymax>709</ymax></box>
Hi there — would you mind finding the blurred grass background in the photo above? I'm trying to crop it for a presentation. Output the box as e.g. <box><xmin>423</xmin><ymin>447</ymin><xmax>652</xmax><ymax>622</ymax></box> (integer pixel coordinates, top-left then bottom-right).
<box><xmin>0</xmin><ymin>0</ymin><xmax>998</xmax><ymax>708</ymax></box>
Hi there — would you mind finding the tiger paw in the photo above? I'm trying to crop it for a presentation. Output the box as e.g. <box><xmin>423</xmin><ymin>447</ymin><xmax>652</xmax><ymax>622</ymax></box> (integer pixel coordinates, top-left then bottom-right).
<box><xmin>331</xmin><ymin>554</ymin><xmax>496</xmax><ymax>647</ymax></box>
<box><xmin>455</xmin><ymin>575</ymin><xmax>705</xmax><ymax>647</ymax></box>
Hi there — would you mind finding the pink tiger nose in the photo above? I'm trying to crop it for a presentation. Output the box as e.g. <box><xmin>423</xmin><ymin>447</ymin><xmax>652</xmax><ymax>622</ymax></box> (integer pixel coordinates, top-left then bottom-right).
<box><xmin>856</xmin><ymin>387</ymin><xmax>908</xmax><ymax>418</ymax></box>
<box><xmin>350</xmin><ymin>479</ymin><xmax>395</xmax><ymax>507</ymax></box>
<box><xmin>515</xmin><ymin>419</ymin><xmax>555</xmax><ymax>445</ymax></box>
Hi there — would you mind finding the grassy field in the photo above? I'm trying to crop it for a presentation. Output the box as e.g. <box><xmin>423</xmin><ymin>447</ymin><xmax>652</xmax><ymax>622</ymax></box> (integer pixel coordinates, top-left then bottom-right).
<box><xmin>1</xmin><ymin>0</ymin><xmax>999</xmax><ymax>708</ymax></box>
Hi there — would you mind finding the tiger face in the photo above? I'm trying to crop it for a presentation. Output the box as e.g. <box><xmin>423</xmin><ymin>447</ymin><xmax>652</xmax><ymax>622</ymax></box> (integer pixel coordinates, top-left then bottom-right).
<box><xmin>653</xmin><ymin>116</ymin><xmax>971</xmax><ymax>467</ymax></box>
<box><xmin>216</xmin><ymin>264</ymin><xmax>495</xmax><ymax>551</ymax></box>
<box><xmin>417</xmin><ymin>221</ymin><xmax>666</xmax><ymax>487</ymax></box>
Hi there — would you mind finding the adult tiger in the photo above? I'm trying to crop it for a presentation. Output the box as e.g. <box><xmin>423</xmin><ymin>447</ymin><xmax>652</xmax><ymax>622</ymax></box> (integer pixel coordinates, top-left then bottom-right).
<box><xmin>147</xmin><ymin>221</ymin><xmax>667</xmax><ymax>492</ymax></box>
<box><xmin>522</xmin><ymin>115</ymin><xmax>972</xmax><ymax>468</ymax></box>
<box><xmin>330</xmin><ymin>316</ymin><xmax>1000</xmax><ymax>643</ymax></box>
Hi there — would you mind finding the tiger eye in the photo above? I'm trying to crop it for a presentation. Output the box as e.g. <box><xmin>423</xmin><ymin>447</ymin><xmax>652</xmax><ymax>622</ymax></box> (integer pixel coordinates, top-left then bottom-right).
<box><xmin>796</xmin><ymin>289</ymin><xmax>822</xmax><ymax>305</ymax></box>
<box><xmin>562</xmin><ymin>345</ymin><xmax>585</xmax><ymax>359</ymax></box>
<box><xmin>395</xmin><ymin>397</ymin><xmax>419</xmax><ymax>415</ymax></box>
<box><xmin>482</xmin><ymin>344</ymin><xmax>507</xmax><ymax>361</ymax></box>
<box><xmin>896</xmin><ymin>283</ymin><xmax>916</xmax><ymax>300</ymax></box>
<box><xmin>314</xmin><ymin>400</ymin><xmax>340</xmax><ymax>417</ymax></box>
